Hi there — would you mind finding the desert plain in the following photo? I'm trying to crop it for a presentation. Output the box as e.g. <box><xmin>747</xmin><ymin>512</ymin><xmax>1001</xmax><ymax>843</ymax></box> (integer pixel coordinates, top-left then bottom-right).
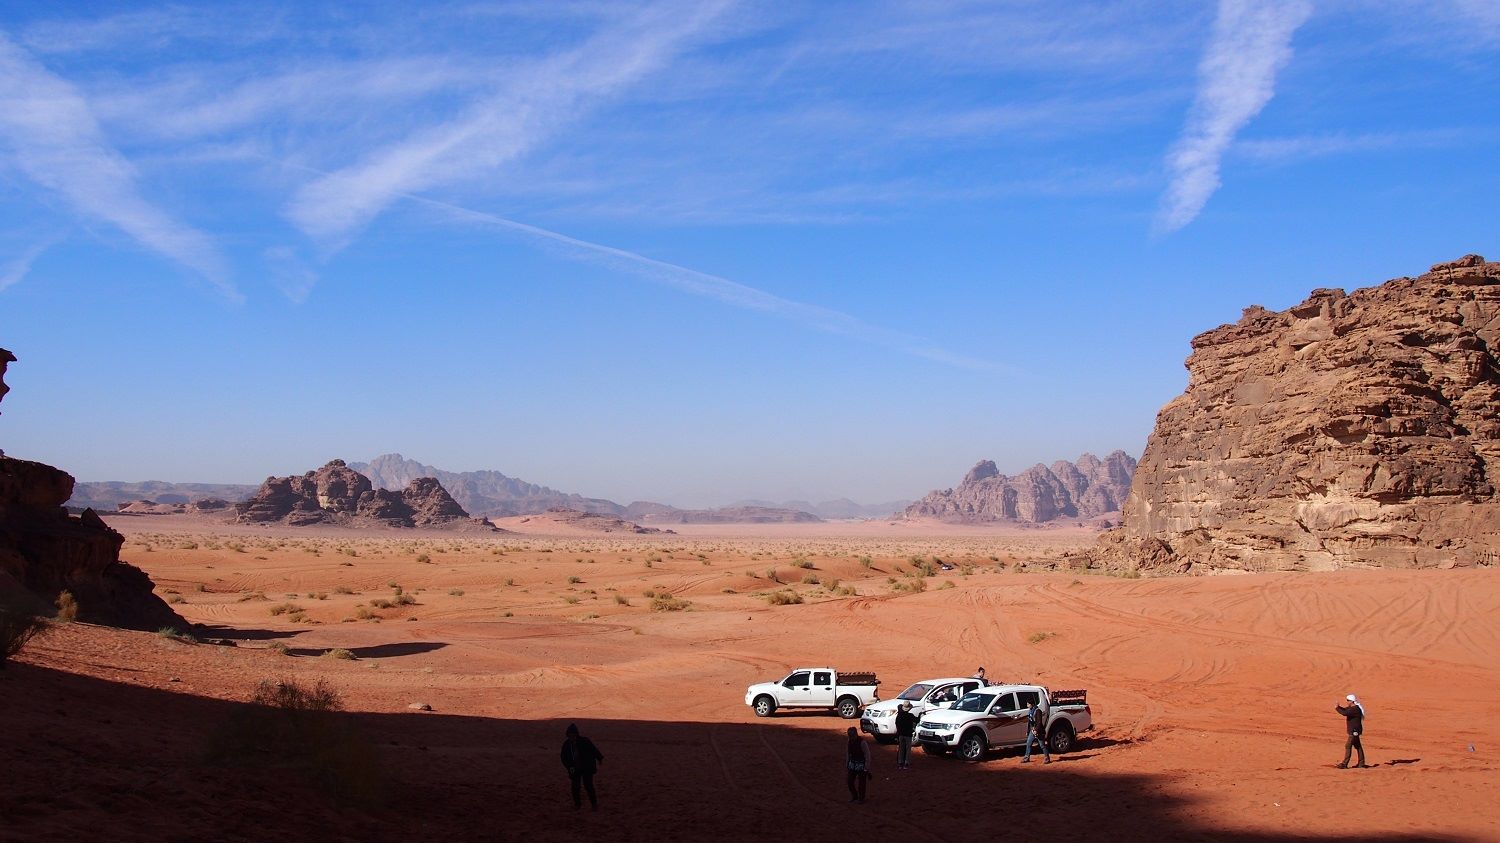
<box><xmin>3</xmin><ymin>516</ymin><xmax>1497</xmax><ymax>842</ymax></box>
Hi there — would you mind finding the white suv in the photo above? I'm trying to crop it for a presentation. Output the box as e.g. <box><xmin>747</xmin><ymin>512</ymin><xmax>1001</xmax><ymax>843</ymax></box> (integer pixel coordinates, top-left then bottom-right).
<box><xmin>859</xmin><ymin>677</ymin><xmax>982</xmax><ymax>743</ymax></box>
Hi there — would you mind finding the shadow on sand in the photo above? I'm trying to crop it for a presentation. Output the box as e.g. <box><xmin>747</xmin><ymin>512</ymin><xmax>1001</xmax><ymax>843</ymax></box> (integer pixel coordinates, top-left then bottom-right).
<box><xmin>0</xmin><ymin>663</ymin><xmax>1469</xmax><ymax>842</ymax></box>
<box><xmin>284</xmin><ymin>641</ymin><xmax>448</xmax><ymax>659</ymax></box>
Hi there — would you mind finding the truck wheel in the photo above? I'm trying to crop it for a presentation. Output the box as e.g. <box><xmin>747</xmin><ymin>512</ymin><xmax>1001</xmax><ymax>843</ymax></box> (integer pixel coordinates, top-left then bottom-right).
<box><xmin>956</xmin><ymin>731</ymin><xmax>988</xmax><ymax>763</ymax></box>
<box><xmin>921</xmin><ymin>743</ymin><xmax>949</xmax><ymax>756</ymax></box>
<box><xmin>836</xmin><ymin>696</ymin><xmax>861</xmax><ymax>719</ymax></box>
<box><xmin>753</xmin><ymin>696</ymin><xmax>777</xmax><ymax>718</ymax></box>
<box><xmin>1048</xmin><ymin>722</ymin><xmax>1075</xmax><ymax>753</ymax></box>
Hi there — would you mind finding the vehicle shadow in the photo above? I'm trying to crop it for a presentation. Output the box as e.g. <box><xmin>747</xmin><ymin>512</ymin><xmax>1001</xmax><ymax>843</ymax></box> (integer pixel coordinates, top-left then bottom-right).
<box><xmin>283</xmin><ymin>642</ymin><xmax>447</xmax><ymax>659</ymax></box>
<box><xmin>196</xmin><ymin>625</ymin><xmax>303</xmax><ymax>642</ymax></box>
<box><xmin>0</xmin><ymin>662</ymin><xmax>1473</xmax><ymax>842</ymax></box>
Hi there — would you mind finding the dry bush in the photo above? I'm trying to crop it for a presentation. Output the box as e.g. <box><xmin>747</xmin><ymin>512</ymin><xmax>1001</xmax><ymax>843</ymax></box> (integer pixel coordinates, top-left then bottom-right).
<box><xmin>650</xmin><ymin>595</ymin><xmax>691</xmax><ymax>612</ymax></box>
<box><xmin>322</xmin><ymin>648</ymin><xmax>355</xmax><ymax>660</ymax></box>
<box><xmin>205</xmin><ymin>678</ymin><xmax>380</xmax><ymax>804</ymax></box>
<box><xmin>54</xmin><ymin>591</ymin><xmax>78</xmax><ymax>623</ymax></box>
<box><xmin>762</xmin><ymin>590</ymin><xmax>803</xmax><ymax>606</ymax></box>
<box><xmin>269</xmin><ymin>603</ymin><xmax>304</xmax><ymax>616</ymax></box>
<box><xmin>0</xmin><ymin>601</ymin><xmax>50</xmax><ymax>668</ymax></box>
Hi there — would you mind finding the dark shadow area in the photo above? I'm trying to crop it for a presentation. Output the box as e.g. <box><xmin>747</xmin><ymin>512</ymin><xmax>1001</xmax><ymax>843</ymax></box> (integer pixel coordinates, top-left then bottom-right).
<box><xmin>0</xmin><ymin>663</ymin><xmax>1472</xmax><ymax>843</ymax></box>
<box><xmin>1387</xmin><ymin>758</ymin><xmax>1421</xmax><ymax>765</ymax></box>
<box><xmin>284</xmin><ymin>641</ymin><xmax>447</xmax><ymax>659</ymax></box>
<box><xmin>196</xmin><ymin>625</ymin><xmax>304</xmax><ymax>642</ymax></box>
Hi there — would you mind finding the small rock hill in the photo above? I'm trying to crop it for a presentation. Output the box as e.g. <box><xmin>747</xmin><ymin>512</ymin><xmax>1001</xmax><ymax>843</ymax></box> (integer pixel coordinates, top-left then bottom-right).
<box><xmin>235</xmin><ymin>460</ymin><xmax>496</xmax><ymax>530</ymax></box>
<box><xmin>905</xmin><ymin>452</ymin><xmax>1136</xmax><ymax>523</ymax></box>
<box><xmin>0</xmin><ymin>348</ymin><xmax>185</xmax><ymax>630</ymax></box>
<box><xmin>1096</xmin><ymin>255</ymin><xmax>1500</xmax><ymax>573</ymax></box>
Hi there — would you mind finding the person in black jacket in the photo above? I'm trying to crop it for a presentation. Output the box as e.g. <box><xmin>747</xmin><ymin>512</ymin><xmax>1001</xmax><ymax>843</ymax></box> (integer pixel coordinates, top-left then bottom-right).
<box><xmin>561</xmin><ymin>723</ymin><xmax>605</xmax><ymax>809</ymax></box>
<box><xmin>1335</xmin><ymin>694</ymin><xmax>1368</xmax><ymax>768</ymax></box>
<box><xmin>894</xmin><ymin>702</ymin><xmax>918</xmax><ymax>770</ymax></box>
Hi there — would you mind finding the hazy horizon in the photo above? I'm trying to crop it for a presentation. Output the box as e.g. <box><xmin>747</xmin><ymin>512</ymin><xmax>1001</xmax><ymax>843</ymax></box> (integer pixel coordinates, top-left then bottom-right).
<box><xmin>2</xmin><ymin>2</ymin><xmax>1496</xmax><ymax>507</ymax></box>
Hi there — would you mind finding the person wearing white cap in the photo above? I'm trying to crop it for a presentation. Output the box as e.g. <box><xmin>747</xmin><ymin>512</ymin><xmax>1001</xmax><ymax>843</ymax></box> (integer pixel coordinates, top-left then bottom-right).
<box><xmin>1335</xmin><ymin>694</ymin><xmax>1368</xmax><ymax>768</ymax></box>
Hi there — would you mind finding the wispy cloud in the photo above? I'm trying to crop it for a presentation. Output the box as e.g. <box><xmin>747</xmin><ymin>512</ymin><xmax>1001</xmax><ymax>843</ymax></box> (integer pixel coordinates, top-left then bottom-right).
<box><xmin>0</xmin><ymin>33</ymin><xmax>234</xmax><ymax>298</ymax></box>
<box><xmin>284</xmin><ymin>0</ymin><xmax>734</xmax><ymax>250</ymax></box>
<box><xmin>0</xmin><ymin>232</ymin><xmax>65</xmax><ymax>292</ymax></box>
<box><xmin>1156</xmin><ymin>0</ymin><xmax>1313</xmax><ymax>233</ymax></box>
<box><xmin>1234</xmin><ymin>128</ymin><xmax>1470</xmax><ymax>163</ymax></box>
<box><xmin>412</xmin><ymin>193</ymin><xmax>1004</xmax><ymax>373</ymax></box>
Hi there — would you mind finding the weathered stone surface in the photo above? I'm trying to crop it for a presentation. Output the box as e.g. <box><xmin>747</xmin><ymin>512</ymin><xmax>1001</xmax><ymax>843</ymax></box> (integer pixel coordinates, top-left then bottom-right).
<box><xmin>0</xmin><ymin>348</ymin><xmax>185</xmax><ymax>630</ymax></box>
<box><xmin>904</xmin><ymin>452</ymin><xmax>1136</xmax><ymax>523</ymax></box>
<box><xmin>237</xmin><ymin>460</ymin><xmax>495</xmax><ymax>530</ymax></box>
<box><xmin>1096</xmin><ymin>255</ymin><xmax>1500</xmax><ymax>573</ymax></box>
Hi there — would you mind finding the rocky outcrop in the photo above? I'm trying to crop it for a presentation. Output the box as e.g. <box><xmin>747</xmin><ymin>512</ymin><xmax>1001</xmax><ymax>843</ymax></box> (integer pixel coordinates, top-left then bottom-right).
<box><xmin>68</xmin><ymin>480</ymin><xmax>257</xmax><ymax>510</ymax></box>
<box><xmin>352</xmin><ymin>453</ymin><xmax>623</xmax><ymax>518</ymax></box>
<box><xmin>1095</xmin><ymin>255</ymin><xmax>1500</xmax><ymax>574</ymax></box>
<box><xmin>236</xmin><ymin>460</ymin><xmax>495</xmax><ymax>530</ymax></box>
<box><xmin>0</xmin><ymin>348</ymin><xmax>185</xmax><ymax>630</ymax></box>
<box><xmin>905</xmin><ymin>452</ymin><xmax>1136</xmax><ymax>523</ymax></box>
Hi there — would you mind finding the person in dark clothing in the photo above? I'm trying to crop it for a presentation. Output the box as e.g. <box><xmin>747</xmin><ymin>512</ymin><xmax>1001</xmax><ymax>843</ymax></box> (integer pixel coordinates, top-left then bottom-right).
<box><xmin>894</xmin><ymin>702</ymin><xmax>918</xmax><ymax>770</ymax></box>
<box><xmin>1022</xmin><ymin>700</ymin><xmax>1051</xmax><ymax>763</ymax></box>
<box><xmin>846</xmin><ymin>727</ymin><xmax>871</xmax><ymax>802</ymax></box>
<box><xmin>1335</xmin><ymin>694</ymin><xmax>1369</xmax><ymax>768</ymax></box>
<box><xmin>561</xmin><ymin>723</ymin><xmax>605</xmax><ymax>809</ymax></box>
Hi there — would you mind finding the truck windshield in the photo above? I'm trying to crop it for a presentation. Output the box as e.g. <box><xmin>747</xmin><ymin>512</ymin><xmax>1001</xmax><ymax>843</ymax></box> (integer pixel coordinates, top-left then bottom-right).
<box><xmin>897</xmin><ymin>683</ymin><xmax>933</xmax><ymax>701</ymax></box>
<box><xmin>953</xmin><ymin>692</ymin><xmax>996</xmax><ymax>713</ymax></box>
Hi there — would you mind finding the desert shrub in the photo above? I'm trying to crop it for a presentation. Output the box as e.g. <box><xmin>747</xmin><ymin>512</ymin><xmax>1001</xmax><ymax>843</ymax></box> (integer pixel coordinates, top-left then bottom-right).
<box><xmin>568</xmin><ymin>576</ymin><xmax>582</xmax><ymax>584</ymax></box>
<box><xmin>762</xmin><ymin>590</ymin><xmax>803</xmax><ymax>606</ymax></box>
<box><xmin>369</xmin><ymin>599</ymin><xmax>394</xmax><ymax>609</ymax></box>
<box><xmin>168</xmin><ymin>595</ymin><xmax>186</xmax><ymax>604</ymax></box>
<box><xmin>267</xmin><ymin>641</ymin><xmax>290</xmax><ymax>655</ymax></box>
<box><xmin>1027</xmin><ymin>631</ymin><xmax>1056</xmax><ymax>644</ymax></box>
<box><xmin>939</xmin><ymin>580</ymin><xmax>955</xmax><ymax>590</ymax></box>
<box><xmin>205</xmin><ymin>678</ymin><xmax>380</xmax><ymax>804</ymax></box>
<box><xmin>54</xmin><ymin>591</ymin><xmax>79</xmax><ymax>623</ymax></box>
<box><xmin>614</xmin><ymin>594</ymin><xmax>630</xmax><ymax>606</ymax></box>
<box><xmin>237</xmin><ymin>592</ymin><xmax>269</xmax><ymax>602</ymax></box>
<box><xmin>157</xmin><ymin>626</ymin><xmax>199</xmax><ymax>644</ymax></box>
<box><xmin>800</xmin><ymin>574</ymin><xmax>820</xmax><ymax>585</ymax></box>
<box><xmin>322</xmin><ymin>648</ymin><xmax>355</xmax><ymax>660</ymax></box>
<box><xmin>890</xmin><ymin>578</ymin><xmax>927</xmax><ymax>594</ymax></box>
<box><xmin>341</xmin><ymin>548</ymin><xmax>358</xmax><ymax>557</ymax></box>
<box><xmin>650</xmin><ymin>595</ymin><xmax>691</xmax><ymax>612</ymax></box>
<box><xmin>333</xmin><ymin>585</ymin><xmax>354</xmax><ymax>595</ymax></box>
<box><xmin>0</xmin><ymin>601</ymin><xmax>50</xmax><ymax>668</ymax></box>
<box><xmin>386</xmin><ymin>581</ymin><xmax>399</xmax><ymax>589</ymax></box>
<box><xmin>563</xmin><ymin>596</ymin><xmax>580</xmax><ymax>605</ymax></box>
<box><xmin>393</xmin><ymin>593</ymin><xmax>416</xmax><ymax>606</ymax></box>
<box><xmin>269</xmin><ymin>603</ymin><xmax>304</xmax><ymax>616</ymax></box>
<box><xmin>355</xmin><ymin>607</ymin><xmax>377</xmax><ymax>620</ymax></box>
<box><xmin>448</xmin><ymin>588</ymin><xmax>465</xmax><ymax>597</ymax></box>
<box><xmin>912</xmin><ymin>558</ymin><xmax>937</xmax><ymax>577</ymax></box>
<box><xmin>858</xmin><ymin>555</ymin><xmax>873</xmax><ymax>568</ymax></box>
<box><xmin>416</xmin><ymin>553</ymin><xmax>431</xmax><ymax>564</ymax></box>
<box><xmin>791</xmin><ymin>558</ymin><xmax>814</xmax><ymax>569</ymax></box>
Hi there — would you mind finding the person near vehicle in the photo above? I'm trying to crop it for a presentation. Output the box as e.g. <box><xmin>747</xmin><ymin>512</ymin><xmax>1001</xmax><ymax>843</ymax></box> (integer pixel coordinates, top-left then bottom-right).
<box><xmin>1022</xmin><ymin>699</ymin><xmax>1051</xmax><ymax>763</ymax></box>
<box><xmin>846</xmin><ymin>726</ymin><xmax>872</xmax><ymax>802</ymax></box>
<box><xmin>972</xmin><ymin>666</ymin><xmax>986</xmax><ymax>683</ymax></box>
<box><xmin>894</xmin><ymin>702</ymin><xmax>918</xmax><ymax>769</ymax></box>
<box><xmin>1336</xmin><ymin>694</ymin><xmax>1369</xmax><ymax>768</ymax></box>
<box><xmin>561</xmin><ymin>723</ymin><xmax>605</xmax><ymax>810</ymax></box>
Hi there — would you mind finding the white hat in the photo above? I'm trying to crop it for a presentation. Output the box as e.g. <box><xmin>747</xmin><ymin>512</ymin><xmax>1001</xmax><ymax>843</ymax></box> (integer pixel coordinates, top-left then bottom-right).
<box><xmin>1346</xmin><ymin>694</ymin><xmax>1357</xmax><ymax>702</ymax></box>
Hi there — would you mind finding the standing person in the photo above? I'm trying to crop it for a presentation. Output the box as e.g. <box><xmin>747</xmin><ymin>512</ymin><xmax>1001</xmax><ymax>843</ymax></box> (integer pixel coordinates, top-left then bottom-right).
<box><xmin>972</xmin><ymin>666</ymin><xmax>987</xmax><ymax>683</ymax></box>
<box><xmin>845</xmin><ymin>727</ymin><xmax>872</xmax><ymax>802</ymax></box>
<box><xmin>1336</xmin><ymin>694</ymin><xmax>1369</xmax><ymax>769</ymax></box>
<box><xmin>1022</xmin><ymin>699</ymin><xmax>1051</xmax><ymax>764</ymax></box>
<box><xmin>561</xmin><ymin>723</ymin><xmax>605</xmax><ymax>810</ymax></box>
<box><xmin>894</xmin><ymin>702</ymin><xmax>918</xmax><ymax>770</ymax></box>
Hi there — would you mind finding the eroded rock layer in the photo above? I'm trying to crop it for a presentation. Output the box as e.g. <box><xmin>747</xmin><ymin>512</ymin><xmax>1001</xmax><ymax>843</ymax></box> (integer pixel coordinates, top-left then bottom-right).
<box><xmin>235</xmin><ymin>460</ymin><xmax>493</xmax><ymax>530</ymax></box>
<box><xmin>1098</xmin><ymin>255</ymin><xmax>1500</xmax><ymax>573</ymax></box>
<box><xmin>905</xmin><ymin>452</ymin><xmax>1136</xmax><ymax>523</ymax></box>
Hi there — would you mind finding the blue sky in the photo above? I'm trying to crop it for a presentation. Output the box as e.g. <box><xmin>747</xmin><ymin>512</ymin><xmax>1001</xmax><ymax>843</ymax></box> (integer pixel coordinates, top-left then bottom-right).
<box><xmin>1</xmin><ymin>1</ymin><xmax>1496</xmax><ymax>507</ymax></box>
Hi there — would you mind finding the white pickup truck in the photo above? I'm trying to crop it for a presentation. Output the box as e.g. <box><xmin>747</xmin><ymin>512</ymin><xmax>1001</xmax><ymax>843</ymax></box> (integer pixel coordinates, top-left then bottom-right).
<box><xmin>859</xmin><ymin>677</ymin><xmax>984</xmax><ymax>743</ymax></box>
<box><xmin>746</xmin><ymin>668</ymin><xmax>880</xmax><ymax>719</ymax></box>
<box><xmin>915</xmin><ymin>685</ymin><xmax>1091</xmax><ymax>762</ymax></box>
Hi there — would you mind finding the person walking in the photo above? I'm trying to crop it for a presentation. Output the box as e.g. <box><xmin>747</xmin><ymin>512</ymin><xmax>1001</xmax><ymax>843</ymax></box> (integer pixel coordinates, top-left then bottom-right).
<box><xmin>1022</xmin><ymin>699</ymin><xmax>1051</xmax><ymax>764</ymax></box>
<box><xmin>561</xmin><ymin>723</ymin><xmax>605</xmax><ymax>810</ymax></box>
<box><xmin>1336</xmin><ymin>694</ymin><xmax>1369</xmax><ymax>769</ymax></box>
<box><xmin>845</xmin><ymin>727</ymin><xmax>872</xmax><ymax>802</ymax></box>
<box><xmin>894</xmin><ymin>702</ymin><xmax>918</xmax><ymax>770</ymax></box>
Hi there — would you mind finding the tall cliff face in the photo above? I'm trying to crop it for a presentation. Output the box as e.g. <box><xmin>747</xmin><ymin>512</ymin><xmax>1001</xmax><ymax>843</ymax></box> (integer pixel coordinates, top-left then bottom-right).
<box><xmin>1098</xmin><ymin>255</ymin><xmax>1500</xmax><ymax>573</ymax></box>
<box><xmin>904</xmin><ymin>452</ymin><xmax>1136</xmax><ymax>523</ymax></box>
<box><xmin>0</xmin><ymin>348</ymin><xmax>185</xmax><ymax>629</ymax></box>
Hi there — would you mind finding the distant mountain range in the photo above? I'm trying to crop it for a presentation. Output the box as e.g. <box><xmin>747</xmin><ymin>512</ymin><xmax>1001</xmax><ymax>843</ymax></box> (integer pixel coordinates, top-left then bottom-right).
<box><xmin>729</xmin><ymin>498</ymin><xmax>913</xmax><ymax>520</ymax></box>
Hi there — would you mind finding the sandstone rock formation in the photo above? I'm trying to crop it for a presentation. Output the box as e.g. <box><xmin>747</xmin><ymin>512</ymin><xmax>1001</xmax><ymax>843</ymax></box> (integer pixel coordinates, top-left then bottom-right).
<box><xmin>1096</xmin><ymin>255</ymin><xmax>1500</xmax><ymax>573</ymax></box>
<box><xmin>905</xmin><ymin>452</ymin><xmax>1136</xmax><ymax>523</ymax></box>
<box><xmin>0</xmin><ymin>348</ymin><xmax>185</xmax><ymax>629</ymax></box>
<box><xmin>235</xmin><ymin>460</ymin><xmax>494</xmax><ymax>530</ymax></box>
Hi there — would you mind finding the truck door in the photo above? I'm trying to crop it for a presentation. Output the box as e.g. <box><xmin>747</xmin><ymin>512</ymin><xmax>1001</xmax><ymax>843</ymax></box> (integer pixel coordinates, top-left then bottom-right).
<box><xmin>809</xmin><ymin>670</ymin><xmax>835</xmax><ymax>705</ymax></box>
<box><xmin>782</xmin><ymin>671</ymin><xmax>813</xmax><ymax>705</ymax></box>
<box><xmin>987</xmin><ymin>692</ymin><xmax>1028</xmax><ymax>746</ymax></box>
